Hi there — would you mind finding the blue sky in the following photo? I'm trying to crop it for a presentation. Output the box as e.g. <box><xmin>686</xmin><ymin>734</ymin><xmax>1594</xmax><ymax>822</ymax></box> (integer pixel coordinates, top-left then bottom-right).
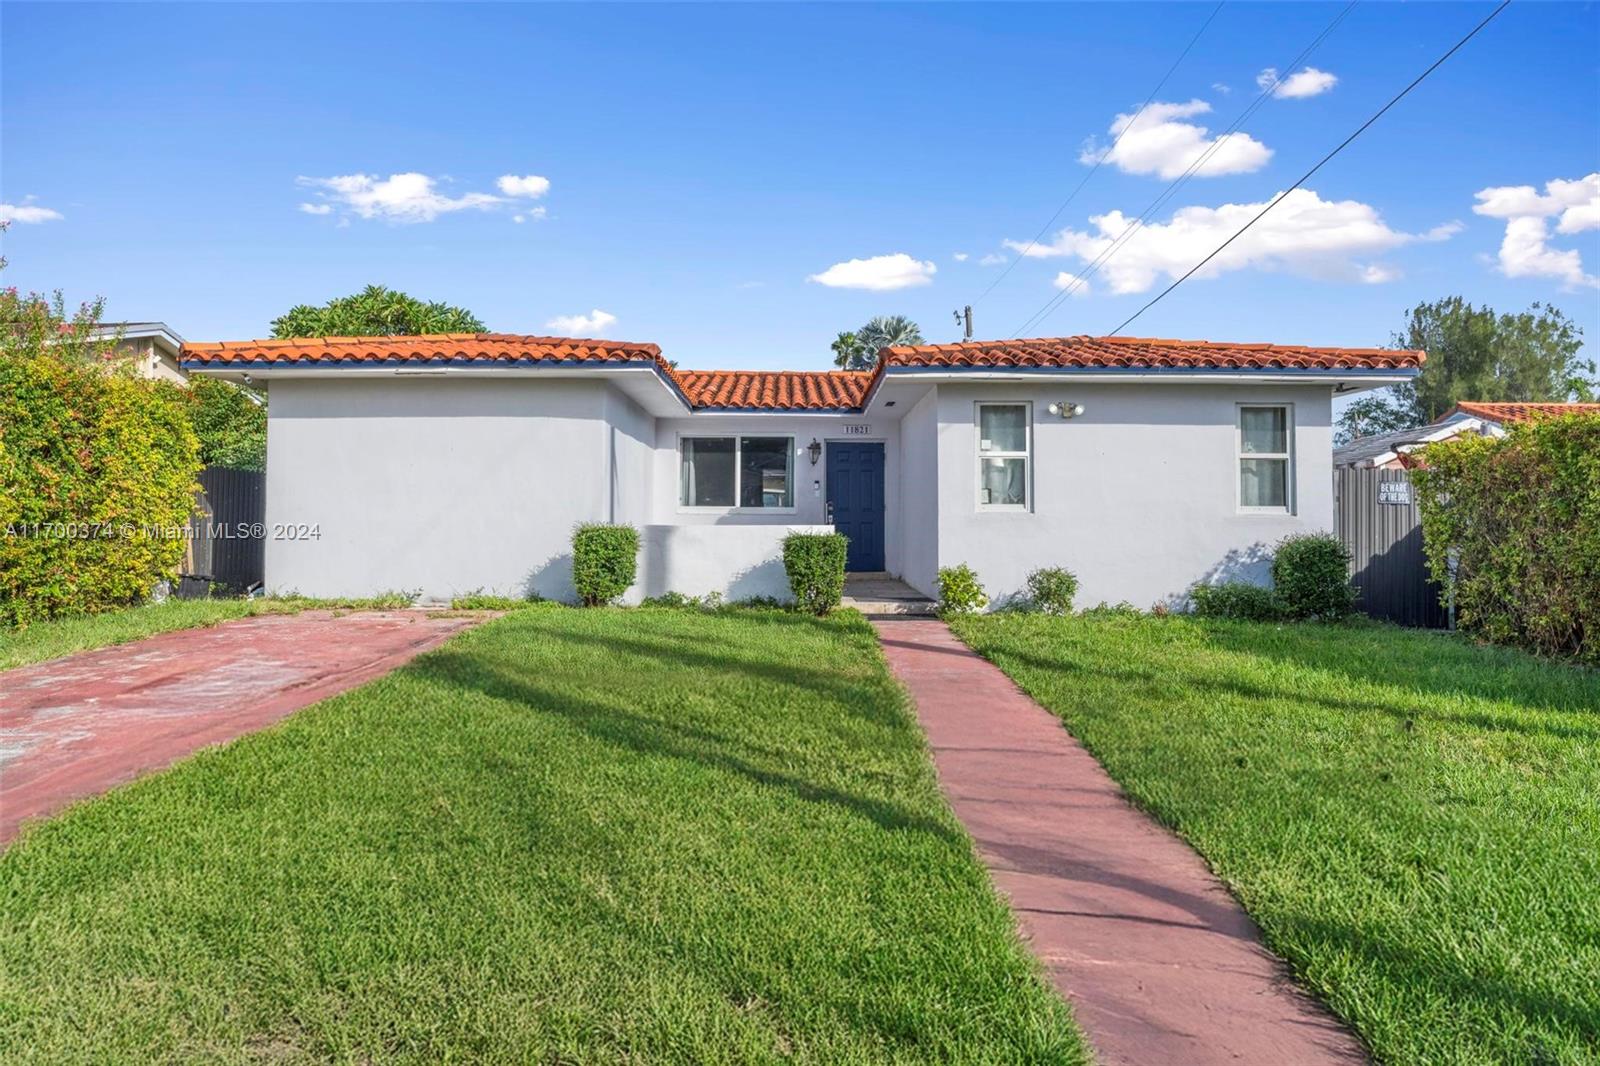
<box><xmin>3</xmin><ymin>2</ymin><xmax>1597</xmax><ymax>374</ymax></box>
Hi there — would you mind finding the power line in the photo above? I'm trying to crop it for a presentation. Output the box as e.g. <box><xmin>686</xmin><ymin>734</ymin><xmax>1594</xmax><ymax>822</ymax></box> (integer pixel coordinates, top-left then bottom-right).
<box><xmin>1106</xmin><ymin>0</ymin><xmax>1511</xmax><ymax>338</ymax></box>
<box><xmin>972</xmin><ymin>1</ymin><xmax>1225</xmax><ymax>308</ymax></box>
<box><xmin>1010</xmin><ymin>0</ymin><xmax>1358</xmax><ymax>338</ymax></box>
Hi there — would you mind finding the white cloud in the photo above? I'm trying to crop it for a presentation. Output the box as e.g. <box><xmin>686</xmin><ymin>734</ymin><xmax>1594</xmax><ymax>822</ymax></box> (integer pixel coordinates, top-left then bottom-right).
<box><xmin>1</xmin><ymin>200</ymin><xmax>63</xmax><ymax>224</ymax></box>
<box><xmin>297</xmin><ymin>202</ymin><xmax>333</xmax><ymax>216</ymax></box>
<box><xmin>952</xmin><ymin>252</ymin><xmax>970</xmax><ymax>262</ymax></box>
<box><xmin>496</xmin><ymin>174</ymin><xmax>551</xmax><ymax>199</ymax></box>
<box><xmin>1052</xmin><ymin>272</ymin><xmax>1091</xmax><ymax>296</ymax></box>
<box><xmin>807</xmin><ymin>253</ymin><xmax>936</xmax><ymax>291</ymax></box>
<box><xmin>296</xmin><ymin>172</ymin><xmax>505</xmax><ymax>223</ymax></box>
<box><xmin>1007</xmin><ymin>188</ymin><xmax>1452</xmax><ymax>294</ymax></box>
<box><xmin>1423</xmin><ymin>221</ymin><xmax>1465</xmax><ymax>241</ymax></box>
<box><xmin>1473</xmin><ymin>173</ymin><xmax>1600</xmax><ymax>289</ymax></box>
<box><xmin>1212</xmin><ymin>82</ymin><xmax>1232</xmax><ymax>95</ymax></box>
<box><xmin>979</xmin><ymin>252</ymin><xmax>1007</xmax><ymax>266</ymax></box>
<box><xmin>545</xmin><ymin>309</ymin><xmax>619</xmax><ymax>336</ymax></box>
<box><xmin>1080</xmin><ymin>99</ymin><xmax>1271</xmax><ymax>179</ymax></box>
<box><xmin>1257</xmin><ymin>66</ymin><xmax>1338</xmax><ymax>99</ymax></box>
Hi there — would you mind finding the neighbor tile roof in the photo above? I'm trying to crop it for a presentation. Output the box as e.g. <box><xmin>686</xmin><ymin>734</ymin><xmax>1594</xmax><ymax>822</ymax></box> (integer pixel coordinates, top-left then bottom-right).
<box><xmin>181</xmin><ymin>333</ymin><xmax>666</xmax><ymax>368</ymax></box>
<box><xmin>880</xmin><ymin>335</ymin><xmax>1426</xmax><ymax>371</ymax></box>
<box><xmin>1444</xmin><ymin>401</ymin><xmax>1600</xmax><ymax>423</ymax></box>
<box><xmin>675</xmin><ymin>370</ymin><xmax>872</xmax><ymax>410</ymax></box>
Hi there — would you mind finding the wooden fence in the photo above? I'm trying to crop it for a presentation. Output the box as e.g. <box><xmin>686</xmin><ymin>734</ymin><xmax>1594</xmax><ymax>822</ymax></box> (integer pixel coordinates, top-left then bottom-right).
<box><xmin>179</xmin><ymin>467</ymin><xmax>265</xmax><ymax>595</ymax></box>
<box><xmin>1333</xmin><ymin>466</ymin><xmax>1448</xmax><ymax>629</ymax></box>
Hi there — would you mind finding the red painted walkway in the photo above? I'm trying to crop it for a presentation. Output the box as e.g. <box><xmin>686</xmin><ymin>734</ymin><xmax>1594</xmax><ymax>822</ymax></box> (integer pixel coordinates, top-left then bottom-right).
<box><xmin>875</xmin><ymin>618</ymin><xmax>1366</xmax><ymax>1066</ymax></box>
<box><xmin>0</xmin><ymin>610</ymin><xmax>482</xmax><ymax>846</ymax></box>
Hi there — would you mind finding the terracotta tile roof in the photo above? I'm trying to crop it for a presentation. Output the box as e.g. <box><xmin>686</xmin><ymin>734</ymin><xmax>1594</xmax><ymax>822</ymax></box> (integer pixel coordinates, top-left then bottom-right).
<box><xmin>675</xmin><ymin>370</ymin><xmax>872</xmax><ymax>410</ymax></box>
<box><xmin>880</xmin><ymin>335</ymin><xmax>1426</xmax><ymax>372</ymax></box>
<box><xmin>1444</xmin><ymin>401</ymin><xmax>1600</xmax><ymax>423</ymax></box>
<box><xmin>180</xmin><ymin>333</ymin><xmax>666</xmax><ymax>368</ymax></box>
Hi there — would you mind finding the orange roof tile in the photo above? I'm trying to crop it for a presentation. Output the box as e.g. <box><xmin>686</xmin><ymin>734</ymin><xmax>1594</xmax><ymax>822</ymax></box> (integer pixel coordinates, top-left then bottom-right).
<box><xmin>181</xmin><ymin>333</ymin><xmax>666</xmax><ymax>368</ymax></box>
<box><xmin>880</xmin><ymin>335</ymin><xmax>1426</xmax><ymax>372</ymax></box>
<box><xmin>1444</xmin><ymin>401</ymin><xmax>1600</xmax><ymax>423</ymax></box>
<box><xmin>675</xmin><ymin>370</ymin><xmax>871</xmax><ymax>410</ymax></box>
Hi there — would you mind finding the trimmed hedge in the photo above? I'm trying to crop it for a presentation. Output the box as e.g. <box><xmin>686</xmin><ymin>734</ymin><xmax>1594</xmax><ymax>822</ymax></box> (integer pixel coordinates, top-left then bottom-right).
<box><xmin>1414</xmin><ymin>413</ymin><xmax>1599</xmax><ymax>664</ymax></box>
<box><xmin>0</xmin><ymin>353</ymin><xmax>200</xmax><ymax>625</ymax></box>
<box><xmin>1272</xmin><ymin>532</ymin><xmax>1355</xmax><ymax>621</ymax></box>
<box><xmin>782</xmin><ymin>532</ymin><xmax>847</xmax><ymax>615</ymax></box>
<box><xmin>571</xmin><ymin>524</ymin><xmax>638</xmax><ymax>606</ymax></box>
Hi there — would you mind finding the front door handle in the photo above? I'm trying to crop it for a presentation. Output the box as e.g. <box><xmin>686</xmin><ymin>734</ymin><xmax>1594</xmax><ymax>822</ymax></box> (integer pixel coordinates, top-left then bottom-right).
<box><xmin>825</xmin><ymin>501</ymin><xmax>834</xmax><ymax>523</ymax></box>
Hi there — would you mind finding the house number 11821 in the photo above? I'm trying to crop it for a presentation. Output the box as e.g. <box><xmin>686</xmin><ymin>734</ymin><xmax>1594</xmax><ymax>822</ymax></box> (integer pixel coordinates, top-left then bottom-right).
<box><xmin>842</xmin><ymin>424</ymin><xmax>871</xmax><ymax>436</ymax></box>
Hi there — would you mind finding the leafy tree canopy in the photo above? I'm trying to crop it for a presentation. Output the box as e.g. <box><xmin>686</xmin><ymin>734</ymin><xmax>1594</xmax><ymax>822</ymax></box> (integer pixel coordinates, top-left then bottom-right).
<box><xmin>187</xmin><ymin>378</ymin><xmax>267</xmax><ymax>471</ymax></box>
<box><xmin>1335</xmin><ymin>297</ymin><xmax>1595</xmax><ymax>443</ymax></box>
<box><xmin>271</xmin><ymin>285</ymin><xmax>486</xmax><ymax>338</ymax></box>
<box><xmin>831</xmin><ymin>315</ymin><xmax>924</xmax><ymax>370</ymax></box>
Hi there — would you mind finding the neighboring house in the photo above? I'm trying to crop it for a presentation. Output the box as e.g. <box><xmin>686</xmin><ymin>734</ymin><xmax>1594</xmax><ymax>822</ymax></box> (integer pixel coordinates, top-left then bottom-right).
<box><xmin>90</xmin><ymin>322</ymin><xmax>189</xmax><ymax>384</ymax></box>
<box><xmin>1335</xmin><ymin>401</ymin><xmax>1600</xmax><ymax>468</ymax></box>
<box><xmin>181</xmin><ymin>333</ymin><xmax>1422</xmax><ymax>607</ymax></box>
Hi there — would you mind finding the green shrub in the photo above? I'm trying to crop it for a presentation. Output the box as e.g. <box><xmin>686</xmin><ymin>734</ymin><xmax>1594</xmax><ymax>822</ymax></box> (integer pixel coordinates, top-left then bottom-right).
<box><xmin>1414</xmin><ymin>413</ymin><xmax>1600</xmax><ymax>664</ymax></box>
<box><xmin>1272</xmin><ymin>532</ymin><xmax>1355</xmax><ymax>620</ymax></box>
<box><xmin>571</xmin><ymin>524</ymin><xmax>639</xmax><ymax>606</ymax></box>
<box><xmin>1025</xmin><ymin>567</ymin><xmax>1078</xmax><ymax>615</ymax></box>
<box><xmin>1079</xmin><ymin>600</ymin><xmax>1144</xmax><ymax>619</ymax></box>
<box><xmin>782</xmin><ymin>532</ymin><xmax>847</xmax><ymax>615</ymax></box>
<box><xmin>0</xmin><ymin>331</ymin><xmax>201</xmax><ymax>626</ymax></box>
<box><xmin>450</xmin><ymin>592</ymin><xmax>539</xmax><ymax>611</ymax></box>
<box><xmin>937</xmin><ymin>564</ymin><xmax>988</xmax><ymax>614</ymax></box>
<box><xmin>186</xmin><ymin>378</ymin><xmax>266</xmax><ymax>472</ymax></box>
<box><xmin>1189</xmin><ymin>582</ymin><xmax>1284</xmax><ymax>622</ymax></box>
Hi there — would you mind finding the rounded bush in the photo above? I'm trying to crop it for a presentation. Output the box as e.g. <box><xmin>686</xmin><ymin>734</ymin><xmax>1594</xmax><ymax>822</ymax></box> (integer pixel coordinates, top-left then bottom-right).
<box><xmin>782</xmin><ymin>532</ymin><xmax>847</xmax><ymax>615</ymax></box>
<box><xmin>571</xmin><ymin>524</ymin><xmax>639</xmax><ymax>606</ymax></box>
<box><xmin>1025</xmin><ymin>567</ymin><xmax>1078</xmax><ymax>615</ymax></box>
<box><xmin>1272</xmin><ymin>532</ymin><xmax>1355</xmax><ymax>620</ymax></box>
<box><xmin>937</xmin><ymin>564</ymin><xmax>988</xmax><ymax>614</ymax></box>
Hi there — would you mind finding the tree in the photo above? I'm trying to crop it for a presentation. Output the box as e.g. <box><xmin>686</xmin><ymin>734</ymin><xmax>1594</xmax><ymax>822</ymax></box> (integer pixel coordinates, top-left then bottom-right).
<box><xmin>1334</xmin><ymin>394</ymin><xmax>1419</xmax><ymax>445</ymax></box>
<box><xmin>1391</xmin><ymin>297</ymin><xmax>1594</xmax><ymax>422</ymax></box>
<box><xmin>270</xmin><ymin>284</ymin><xmax>485</xmax><ymax>338</ymax></box>
<box><xmin>832</xmin><ymin>315</ymin><xmax>924</xmax><ymax>370</ymax></box>
<box><xmin>830</xmin><ymin>331</ymin><xmax>866</xmax><ymax>370</ymax></box>
<box><xmin>187</xmin><ymin>378</ymin><xmax>267</xmax><ymax>471</ymax></box>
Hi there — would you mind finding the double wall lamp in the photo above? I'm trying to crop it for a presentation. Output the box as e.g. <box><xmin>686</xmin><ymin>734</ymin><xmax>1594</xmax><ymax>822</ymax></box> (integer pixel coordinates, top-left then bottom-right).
<box><xmin>1046</xmin><ymin>401</ymin><xmax>1086</xmax><ymax>419</ymax></box>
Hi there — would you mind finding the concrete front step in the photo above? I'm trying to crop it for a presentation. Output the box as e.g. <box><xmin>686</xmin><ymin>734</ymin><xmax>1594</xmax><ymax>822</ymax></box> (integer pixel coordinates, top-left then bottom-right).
<box><xmin>841</xmin><ymin>576</ymin><xmax>937</xmax><ymax>617</ymax></box>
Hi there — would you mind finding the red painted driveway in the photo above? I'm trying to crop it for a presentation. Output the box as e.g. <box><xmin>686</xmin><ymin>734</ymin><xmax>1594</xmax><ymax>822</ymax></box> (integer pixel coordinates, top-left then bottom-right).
<box><xmin>0</xmin><ymin>610</ymin><xmax>483</xmax><ymax>846</ymax></box>
<box><xmin>875</xmin><ymin>618</ymin><xmax>1367</xmax><ymax>1066</ymax></box>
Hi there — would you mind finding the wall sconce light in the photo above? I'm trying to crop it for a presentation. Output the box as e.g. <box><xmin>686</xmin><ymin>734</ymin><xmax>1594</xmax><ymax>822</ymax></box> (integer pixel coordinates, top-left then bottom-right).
<box><xmin>1047</xmin><ymin>401</ymin><xmax>1085</xmax><ymax>419</ymax></box>
<box><xmin>807</xmin><ymin>438</ymin><xmax>823</xmax><ymax>465</ymax></box>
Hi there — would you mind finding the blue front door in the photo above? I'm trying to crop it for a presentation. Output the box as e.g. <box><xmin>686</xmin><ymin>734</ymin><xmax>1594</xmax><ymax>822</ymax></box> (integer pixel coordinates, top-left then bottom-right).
<box><xmin>826</xmin><ymin>442</ymin><xmax>885</xmax><ymax>572</ymax></box>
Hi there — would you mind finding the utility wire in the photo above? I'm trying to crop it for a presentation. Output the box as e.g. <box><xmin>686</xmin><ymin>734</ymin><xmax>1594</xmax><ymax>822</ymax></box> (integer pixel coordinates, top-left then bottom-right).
<box><xmin>1106</xmin><ymin>0</ymin><xmax>1510</xmax><ymax>338</ymax></box>
<box><xmin>972</xmin><ymin>1</ymin><xmax>1225</xmax><ymax>307</ymax></box>
<box><xmin>1010</xmin><ymin>0</ymin><xmax>1358</xmax><ymax>338</ymax></box>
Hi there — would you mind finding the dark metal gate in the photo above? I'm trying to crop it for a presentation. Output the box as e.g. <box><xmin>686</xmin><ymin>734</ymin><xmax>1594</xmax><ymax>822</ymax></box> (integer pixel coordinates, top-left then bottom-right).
<box><xmin>1334</xmin><ymin>466</ymin><xmax>1447</xmax><ymax>629</ymax></box>
<box><xmin>179</xmin><ymin>467</ymin><xmax>265</xmax><ymax>596</ymax></box>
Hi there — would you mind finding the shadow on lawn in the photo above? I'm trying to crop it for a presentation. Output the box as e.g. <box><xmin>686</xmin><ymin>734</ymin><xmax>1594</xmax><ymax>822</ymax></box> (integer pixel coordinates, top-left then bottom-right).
<box><xmin>410</xmin><ymin>647</ymin><xmax>964</xmax><ymax>847</ymax></box>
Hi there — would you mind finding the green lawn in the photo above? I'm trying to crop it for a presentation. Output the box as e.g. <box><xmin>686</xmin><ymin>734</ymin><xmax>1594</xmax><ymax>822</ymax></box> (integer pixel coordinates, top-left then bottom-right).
<box><xmin>949</xmin><ymin>612</ymin><xmax>1600</xmax><ymax>1066</ymax></box>
<box><xmin>0</xmin><ymin>606</ymin><xmax>1085</xmax><ymax>1064</ymax></box>
<box><xmin>0</xmin><ymin>599</ymin><xmax>277</xmax><ymax>670</ymax></box>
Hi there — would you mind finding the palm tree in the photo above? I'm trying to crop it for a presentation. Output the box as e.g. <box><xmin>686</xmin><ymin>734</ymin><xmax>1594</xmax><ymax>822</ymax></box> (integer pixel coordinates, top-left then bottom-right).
<box><xmin>848</xmin><ymin>315</ymin><xmax>924</xmax><ymax>369</ymax></box>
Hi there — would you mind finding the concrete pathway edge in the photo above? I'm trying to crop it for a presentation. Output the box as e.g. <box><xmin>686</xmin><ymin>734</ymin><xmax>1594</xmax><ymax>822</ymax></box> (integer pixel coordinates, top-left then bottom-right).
<box><xmin>873</xmin><ymin>617</ymin><xmax>1367</xmax><ymax>1066</ymax></box>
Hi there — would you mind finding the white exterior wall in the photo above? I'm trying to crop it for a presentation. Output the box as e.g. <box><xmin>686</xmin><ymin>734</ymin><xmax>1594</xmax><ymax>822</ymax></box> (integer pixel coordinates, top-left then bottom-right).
<box><xmin>264</xmin><ymin>377</ymin><xmax>616</xmax><ymax>602</ymax></box>
<box><xmin>932</xmin><ymin>382</ymin><xmax>1335</xmax><ymax>608</ymax></box>
<box><xmin>896</xmin><ymin>389</ymin><xmax>940</xmax><ymax>597</ymax></box>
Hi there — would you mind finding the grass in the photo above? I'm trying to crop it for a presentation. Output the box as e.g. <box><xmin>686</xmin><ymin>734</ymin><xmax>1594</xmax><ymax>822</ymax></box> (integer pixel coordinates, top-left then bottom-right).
<box><xmin>0</xmin><ymin>606</ymin><xmax>1086</xmax><ymax>1064</ymax></box>
<box><xmin>0</xmin><ymin>593</ymin><xmax>436</xmax><ymax>671</ymax></box>
<box><xmin>948</xmin><ymin>612</ymin><xmax>1600</xmax><ymax>1066</ymax></box>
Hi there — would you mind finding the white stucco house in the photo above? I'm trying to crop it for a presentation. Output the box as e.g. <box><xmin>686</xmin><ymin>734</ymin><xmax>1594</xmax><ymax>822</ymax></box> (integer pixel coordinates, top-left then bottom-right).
<box><xmin>181</xmin><ymin>332</ymin><xmax>1423</xmax><ymax>607</ymax></box>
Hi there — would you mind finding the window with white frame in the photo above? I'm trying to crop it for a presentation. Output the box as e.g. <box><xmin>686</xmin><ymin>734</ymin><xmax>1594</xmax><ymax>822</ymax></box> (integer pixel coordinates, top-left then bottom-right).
<box><xmin>976</xmin><ymin>403</ymin><xmax>1030</xmax><ymax>509</ymax></box>
<box><xmin>1238</xmin><ymin>405</ymin><xmax>1293</xmax><ymax>511</ymax></box>
<box><xmin>679</xmin><ymin>436</ymin><xmax>794</xmax><ymax>509</ymax></box>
